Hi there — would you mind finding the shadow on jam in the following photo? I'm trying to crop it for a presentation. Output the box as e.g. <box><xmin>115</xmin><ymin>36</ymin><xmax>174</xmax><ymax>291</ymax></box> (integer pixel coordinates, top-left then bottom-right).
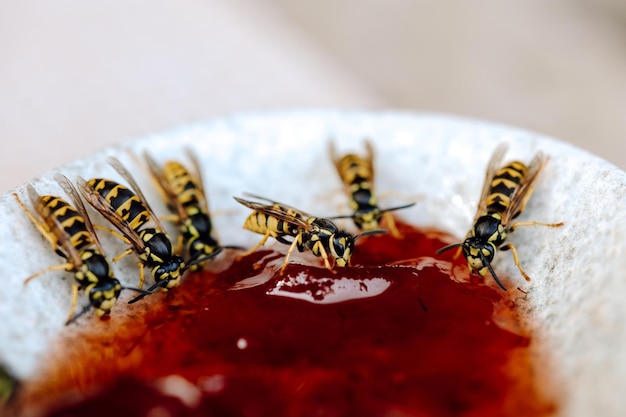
<box><xmin>11</xmin><ymin>221</ymin><xmax>556</xmax><ymax>417</ymax></box>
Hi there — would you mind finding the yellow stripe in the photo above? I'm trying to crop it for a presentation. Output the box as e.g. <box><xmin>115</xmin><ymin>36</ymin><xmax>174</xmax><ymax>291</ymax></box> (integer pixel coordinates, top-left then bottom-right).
<box><xmin>486</xmin><ymin>193</ymin><xmax>511</xmax><ymax>207</ymax></box>
<box><xmin>498</xmin><ymin>162</ymin><xmax>527</xmax><ymax>178</ymax></box>
<box><xmin>267</xmin><ymin>216</ymin><xmax>279</xmax><ymax>233</ymax></box>
<box><xmin>490</xmin><ymin>177</ymin><xmax>518</xmax><ymax>189</ymax></box>
<box><xmin>91</xmin><ymin>179</ymin><xmax>107</xmax><ymax>192</ymax></box>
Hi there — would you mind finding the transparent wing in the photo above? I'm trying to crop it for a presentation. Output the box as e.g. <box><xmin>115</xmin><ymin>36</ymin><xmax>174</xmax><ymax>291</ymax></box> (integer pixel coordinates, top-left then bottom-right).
<box><xmin>76</xmin><ymin>175</ymin><xmax>147</xmax><ymax>252</ymax></box>
<box><xmin>234</xmin><ymin>195</ymin><xmax>312</xmax><ymax>232</ymax></box>
<box><xmin>107</xmin><ymin>156</ymin><xmax>167</xmax><ymax>233</ymax></box>
<box><xmin>364</xmin><ymin>139</ymin><xmax>375</xmax><ymax>188</ymax></box>
<box><xmin>55</xmin><ymin>173</ymin><xmax>107</xmax><ymax>256</ymax></box>
<box><xmin>142</xmin><ymin>151</ymin><xmax>189</xmax><ymax>223</ymax></box>
<box><xmin>500</xmin><ymin>151</ymin><xmax>548</xmax><ymax>227</ymax></box>
<box><xmin>472</xmin><ymin>143</ymin><xmax>509</xmax><ymax>223</ymax></box>
<box><xmin>184</xmin><ymin>148</ymin><xmax>210</xmax><ymax>213</ymax></box>
<box><xmin>28</xmin><ymin>183</ymin><xmax>83</xmax><ymax>266</ymax></box>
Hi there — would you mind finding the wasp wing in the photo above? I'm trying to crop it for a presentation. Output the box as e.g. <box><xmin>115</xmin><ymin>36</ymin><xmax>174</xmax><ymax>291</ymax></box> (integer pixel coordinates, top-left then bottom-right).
<box><xmin>328</xmin><ymin>139</ymin><xmax>342</xmax><ymax>175</ymax></box>
<box><xmin>184</xmin><ymin>148</ymin><xmax>211</xmax><ymax>213</ymax></box>
<box><xmin>55</xmin><ymin>173</ymin><xmax>107</xmax><ymax>257</ymax></box>
<box><xmin>76</xmin><ymin>176</ymin><xmax>148</xmax><ymax>252</ymax></box>
<box><xmin>142</xmin><ymin>151</ymin><xmax>190</xmax><ymax>223</ymax></box>
<box><xmin>500</xmin><ymin>151</ymin><xmax>549</xmax><ymax>227</ymax></box>
<box><xmin>107</xmin><ymin>156</ymin><xmax>168</xmax><ymax>234</ymax></box>
<box><xmin>27</xmin><ymin>183</ymin><xmax>84</xmax><ymax>266</ymax></box>
<box><xmin>364</xmin><ymin>139</ymin><xmax>375</xmax><ymax>187</ymax></box>
<box><xmin>472</xmin><ymin>143</ymin><xmax>509</xmax><ymax>223</ymax></box>
<box><xmin>241</xmin><ymin>192</ymin><xmax>315</xmax><ymax>217</ymax></box>
<box><xmin>234</xmin><ymin>195</ymin><xmax>312</xmax><ymax>232</ymax></box>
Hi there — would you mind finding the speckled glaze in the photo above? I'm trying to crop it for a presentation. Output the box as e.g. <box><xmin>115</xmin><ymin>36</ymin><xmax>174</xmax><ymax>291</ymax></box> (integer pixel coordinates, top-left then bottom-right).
<box><xmin>0</xmin><ymin>111</ymin><xmax>624</xmax><ymax>416</ymax></box>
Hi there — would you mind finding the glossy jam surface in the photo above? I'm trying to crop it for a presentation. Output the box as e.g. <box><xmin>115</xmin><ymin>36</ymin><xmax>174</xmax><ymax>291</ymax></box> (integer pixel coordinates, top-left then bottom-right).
<box><xmin>17</xmin><ymin>222</ymin><xmax>555</xmax><ymax>417</ymax></box>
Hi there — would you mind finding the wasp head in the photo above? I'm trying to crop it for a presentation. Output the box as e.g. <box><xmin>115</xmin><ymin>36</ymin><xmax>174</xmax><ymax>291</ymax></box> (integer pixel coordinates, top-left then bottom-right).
<box><xmin>329</xmin><ymin>231</ymin><xmax>355</xmax><ymax>267</ymax></box>
<box><xmin>330</xmin><ymin>228</ymin><xmax>386</xmax><ymax>267</ymax></box>
<box><xmin>436</xmin><ymin>237</ymin><xmax>506</xmax><ymax>291</ymax></box>
<box><xmin>152</xmin><ymin>255</ymin><xmax>186</xmax><ymax>289</ymax></box>
<box><xmin>462</xmin><ymin>237</ymin><xmax>496</xmax><ymax>276</ymax></box>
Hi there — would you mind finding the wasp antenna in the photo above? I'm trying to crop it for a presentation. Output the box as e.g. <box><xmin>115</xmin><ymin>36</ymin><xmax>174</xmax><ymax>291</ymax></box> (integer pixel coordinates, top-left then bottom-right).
<box><xmin>379</xmin><ymin>202</ymin><xmax>417</xmax><ymax>214</ymax></box>
<box><xmin>435</xmin><ymin>243</ymin><xmax>465</xmax><ymax>255</ymax></box>
<box><xmin>183</xmin><ymin>246</ymin><xmax>224</xmax><ymax>272</ymax></box>
<box><xmin>240</xmin><ymin>192</ymin><xmax>273</xmax><ymax>203</ymax></box>
<box><xmin>328</xmin><ymin>138</ymin><xmax>342</xmax><ymax>165</ymax></box>
<box><xmin>221</xmin><ymin>244</ymin><xmax>246</xmax><ymax>251</ymax></box>
<box><xmin>354</xmin><ymin>229</ymin><xmax>387</xmax><ymax>241</ymax></box>
<box><xmin>122</xmin><ymin>286</ymin><xmax>151</xmax><ymax>295</ymax></box>
<box><xmin>128</xmin><ymin>280</ymin><xmax>170</xmax><ymax>304</ymax></box>
<box><xmin>65</xmin><ymin>304</ymin><xmax>93</xmax><ymax>326</ymax></box>
<box><xmin>479</xmin><ymin>251</ymin><xmax>507</xmax><ymax>291</ymax></box>
<box><xmin>328</xmin><ymin>214</ymin><xmax>356</xmax><ymax>220</ymax></box>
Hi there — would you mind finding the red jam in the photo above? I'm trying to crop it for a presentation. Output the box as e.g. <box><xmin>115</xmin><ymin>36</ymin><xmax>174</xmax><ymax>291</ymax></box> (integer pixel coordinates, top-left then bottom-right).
<box><xmin>15</xmin><ymin>222</ymin><xmax>556</xmax><ymax>417</ymax></box>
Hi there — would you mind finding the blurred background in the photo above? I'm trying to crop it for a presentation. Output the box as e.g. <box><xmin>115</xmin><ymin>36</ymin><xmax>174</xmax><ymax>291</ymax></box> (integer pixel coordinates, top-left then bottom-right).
<box><xmin>2</xmin><ymin>0</ymin><xmax>625</xmax><ymax>193</ymax></box>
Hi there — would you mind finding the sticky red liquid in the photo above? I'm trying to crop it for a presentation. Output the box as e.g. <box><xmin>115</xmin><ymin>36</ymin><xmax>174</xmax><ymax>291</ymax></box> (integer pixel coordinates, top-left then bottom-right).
<box><xmin>15</xmin><ymin>222</ymin><xmax>555</xmax><ymax>417</ymax></box>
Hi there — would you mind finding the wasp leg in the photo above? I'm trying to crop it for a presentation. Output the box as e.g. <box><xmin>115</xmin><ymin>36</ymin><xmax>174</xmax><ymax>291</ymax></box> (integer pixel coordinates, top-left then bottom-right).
<box><xmin>159</xmin><ymin>214</ymin><xmax>180</xmax><ymax>223</ymax></box>
<box><xmin>279</xmin><ymin>232</ymin><xmax>303</xmax><ymax>275</ymax></box>
<box><xmin>23</xmin><ymin>263</ymin><xmax>73</xmax><ymax>285</ymax></box>
<box><xmin>175</xmin><ymin>234</ymin><xmax>184</xmax><ymax>257</ymax></box>
<box><xmin>66</xmin><ymin>283</ymin><xmax>80</xmax><ymax>324</ymax></box>
<box><xmin>509</xmin><ymin>220</ymin><xmax>564</xmax><ymax>231</ymax></box>
<box><xmin>138</xmin><ymin>262</ymin><xmax>146</xmax><ymax>289</ymax></box>
<box><xmin>238</xmin><ymin>232</ymin><xmax>271</xmax><ymax>260</ymax></box>
<box><xmin>500</xmin><ymin>243</ymin><xmax>531</xmax><ymax>282</ymax></box>
<box><xmin>94</xmin><ymin>224</ymin><xmax>132</xmax><ymax>244</ymax></box>
<box><xmin>381</xmin><ymin>211</ymin><xmax>402</xmax><ymax>238</ymax></box>
<box><xmin>112</xmin><ymin>248</ymin><xmax>134</xmax><ymax>263</ymax></box>
<box><xmin>315</xmin><ymin>242</ymin><xmax>333</xmax><ymax>271</ymax></box>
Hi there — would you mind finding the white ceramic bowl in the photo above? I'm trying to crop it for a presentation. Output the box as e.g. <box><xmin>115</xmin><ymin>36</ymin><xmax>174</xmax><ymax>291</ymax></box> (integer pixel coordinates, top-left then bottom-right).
<box><xmin>1</xmin><ymin>110</ymin><xmax>624</xmax><ymax>416</ymax></box>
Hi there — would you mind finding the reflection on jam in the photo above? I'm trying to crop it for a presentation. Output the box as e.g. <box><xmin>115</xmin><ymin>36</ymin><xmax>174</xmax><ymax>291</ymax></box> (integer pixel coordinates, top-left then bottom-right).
<box><xmin>17</xmin><ymin>221</ymin><xmax>555</xmax><ymax>417</ymax></box>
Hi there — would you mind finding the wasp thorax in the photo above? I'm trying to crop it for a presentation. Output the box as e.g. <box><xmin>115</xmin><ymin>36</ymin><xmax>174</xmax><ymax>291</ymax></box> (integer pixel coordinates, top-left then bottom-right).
<box><xmin>352</xmin><ymin>188</ymin><xmax>375</xmax><ymax>208</ymax></box>
<box><xmin>472</xmin><ymin>214</ymin><xmax>505</xmax><ymax>245</ymax></box>
<box><xmin>140</xmin><ymin>229</ymin><xmax>174</xmax><ymax>261</ymax></box>
<box><xmin>311</xmin><ymin>217</ymin><xmax>339</xmax><ymax>234</ymax></box>
<box><xmin>188</xmin><ymin>212</ymin><xmax>213</xmax><ymax>237</ymax></box>
<box><xmin>82</xmin><ymin>251</ymin><xmax>112</xmax><ymax>282</ymax></box>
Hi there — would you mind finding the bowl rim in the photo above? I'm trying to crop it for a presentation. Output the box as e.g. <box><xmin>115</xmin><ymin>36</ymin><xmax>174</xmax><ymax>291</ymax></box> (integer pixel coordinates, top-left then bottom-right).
<box><xmin>1</xmin><ymin>109</ymin><xmax>624</xmax><ymax>416</ymax></box>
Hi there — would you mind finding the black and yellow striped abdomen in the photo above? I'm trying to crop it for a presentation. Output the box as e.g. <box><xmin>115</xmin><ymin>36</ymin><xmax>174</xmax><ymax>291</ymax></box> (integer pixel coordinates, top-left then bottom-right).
<box><xmin>163</xmin><ymin>161</ymin><xmax>204</xmax><ymax>214</ymax></box>
<box><xmin>243</xmin><ymin>205</ymin><xmax>303</xmax><ymax>237</ymax></box>
<box><xmin>88</xmin><ymin>178</ymin><xmax>150</xmax><ymax>232</ymax></box>
<box><xmin>38</xmin><ymin>195</ymin><xmax>92</xmax><ymax>252</ymax></box>
<box><xmin>485</xmin><ymin>161</ymin><xmax>527</xmax><ymax>215</ymax></box>
<box><xmin>337</xmin><ymin>154</ymin><xmax>377</xmax><ymax>210</ymax></box>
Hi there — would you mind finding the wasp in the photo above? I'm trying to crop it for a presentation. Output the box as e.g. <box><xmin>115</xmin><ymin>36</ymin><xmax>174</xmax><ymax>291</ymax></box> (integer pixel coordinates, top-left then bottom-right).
<box><xmin>77</xmin><ymin>158</ymin><xmax>215</xmax><ymax>301</ymax></box>
<box><xmin>141</xmin><ymin>150</ymin><xmax>232</xmax><ymax>270</ymax></box>
<box><xmin>234</xmin><ymin>194</ymin><xmax>385</xmax><ymax>274</ymax></box>
<box><xmin>329</xmin><ymin>141</ymin><xmax>415</xmax><ymax>237</ymax></box>
<box><xmin>436</xmin><ymin>144</ymin><xmax>563</xmax><ymax>290</ymax></box>
<box><xmin>13</xmin><ymin>175</ymin><xmax>142</xmax><ymax>324</ymax></box>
